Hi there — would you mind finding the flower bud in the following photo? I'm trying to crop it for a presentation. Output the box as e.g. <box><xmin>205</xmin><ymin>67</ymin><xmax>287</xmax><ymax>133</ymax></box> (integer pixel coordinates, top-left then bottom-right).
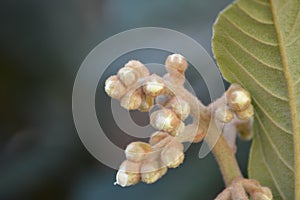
<box><xmin>226</xmin><ymin>84</ymin><xmax>251</xmax><ymax>111</ymax></box>
<box><xmin>165</xmin><ymin>54</ymin><xmax>188</xmax><ymax>74</ymax></box>
<box><xmin>115</xmin><ymin>160</ymin><xmax>141</xmax><ymax>187</ymax></box>
<box><xmin>165</xmin><ymin>97</ymin><xmax>190</xmax><ymax>120</ymax></box>
<box><xmin>149</xmin><ymin>131</ymin><xmax>170</xmax><ymax>146</ymax></box>
<box><xmin>143</xmin><ymin>75</ymin><xmax>165</xmax><ymax>97</ymax></box>
<box><xmin>236</xmin><ymin>104</ymin><xmax>254</xmax><ymax>120</ymax></box>
<box><xmin>125</xmin><ymin>60</ymin><xmax>149</xmax><ymax>78</ymax></box>
<box><xmin>161</xmin><ymin>141</ymin><xmax>184</xmax><ymax>168</ymax></box>
<box><xmin>138</xmin><ymin>93</ymin><xmax>154</xmax><ymax>112</ymax></box>
<box><xmin>141</xmin><ymin>160</ymin><xmax>167</xmax><ymax>184</ymax></box>
<box><xmin>150</xmin><ymin>109</ymin><xmax>183</xmax><ymax>136</ymax></box>
<box><xmin>215</xmin><ymin>105</ymin><xmax>234</xmax><ymax>123</ymax></box>
<box><xmin>236</xmin><ymin>119</ymin><xmax>253</xmax><ymax>140</ymax></box>
<box><xmin>117</xmin><ymin>67</ymin><xmax>138</xmax><ymax>87</ymax></box>
<box><xmin>105</xmin><ymin>75</ymin><xmax>126</xmax><ymax>99</ymax></box>
<box><xmin>120</xmin><ymin>89</ymin><xmax>142</xmax><ymax>110</ymax></box>
<box><xmin>125</xmin><ymin>142</ymin><xmax>152</xmax><ymax>162</ymax></box>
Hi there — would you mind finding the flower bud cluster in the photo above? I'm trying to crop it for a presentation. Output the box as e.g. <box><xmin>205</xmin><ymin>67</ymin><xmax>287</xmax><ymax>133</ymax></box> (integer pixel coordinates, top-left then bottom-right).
<box><xmin>214</xmin><ymin>84</ymin><xmax>253</xmax><ymax>124</ymax></box>
<box><xmin>115</xmin><ymin>132</ymin><xmax>185</xmax><ymax>187</ymax></box>
<box><xmin>106</xmin><ymin>54</ymin><xmax>202</xmax><ymax>187</ymax></box>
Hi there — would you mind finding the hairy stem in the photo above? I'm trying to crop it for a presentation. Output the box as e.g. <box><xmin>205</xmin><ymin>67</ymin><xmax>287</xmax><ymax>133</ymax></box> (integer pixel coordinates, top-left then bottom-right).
<box><xmin>205</xmin><ymin>119</ymin><xmax>242</xmax><ymax>186</ymax></box>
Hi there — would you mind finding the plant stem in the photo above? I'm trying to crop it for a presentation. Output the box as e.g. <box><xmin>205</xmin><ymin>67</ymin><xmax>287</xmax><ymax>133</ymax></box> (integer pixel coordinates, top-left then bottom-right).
<box><xmin>205</xmin><ymin>120</ymin><xmax>242</xmax><ymax>186</ymax></box>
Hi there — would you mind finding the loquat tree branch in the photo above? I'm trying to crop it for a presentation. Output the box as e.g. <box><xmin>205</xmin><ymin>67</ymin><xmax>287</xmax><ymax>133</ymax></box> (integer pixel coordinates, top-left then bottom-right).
<box><xmin>104</xmin><ymin>54</ymin><xmax>272</xmax><ymax>199</ymax></box>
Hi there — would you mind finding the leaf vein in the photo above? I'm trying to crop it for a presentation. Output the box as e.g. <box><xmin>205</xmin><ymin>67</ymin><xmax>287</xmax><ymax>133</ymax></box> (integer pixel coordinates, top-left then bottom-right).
<box><xmin>219</xmin><ymin>44</ymin><xmax>289</xmax><ymax>101</ymax></box>
<box><xmin>257</xmin><ymin>133</ymin><xmax>288</xmax><ymax>200</ymax></box>
<box><xmin>224</xmin><ymin>33</ymin><xmax>282</xmax><ymax>71</ymax></box>
<box><xmin>255</xmin><ymin>112</ymin><xmax>294</xmax><ymax>171</ymax></box>
<box><xmin>223</xmin><ymin>16</ymin><xmax>278</xmax><ymax>47</ymax></box>
<box><xmin>236</xmin><ymin>3</ymin><xmax>274</xmax><ymax>25</ymax></box>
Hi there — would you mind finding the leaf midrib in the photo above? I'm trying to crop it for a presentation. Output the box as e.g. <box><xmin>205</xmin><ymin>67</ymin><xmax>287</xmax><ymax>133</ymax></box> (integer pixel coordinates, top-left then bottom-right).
<box><xmin>269</xmin><ymin>1</ymin><xmax>300</xmax><ymax>199</ymax></box>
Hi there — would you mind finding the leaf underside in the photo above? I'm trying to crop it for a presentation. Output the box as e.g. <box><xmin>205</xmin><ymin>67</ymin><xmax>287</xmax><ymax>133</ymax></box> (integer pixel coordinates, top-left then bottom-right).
<box><xmin>212</xmin><ymin>0</ymin><xmax>300</xmax><ymax>199</ymax></box>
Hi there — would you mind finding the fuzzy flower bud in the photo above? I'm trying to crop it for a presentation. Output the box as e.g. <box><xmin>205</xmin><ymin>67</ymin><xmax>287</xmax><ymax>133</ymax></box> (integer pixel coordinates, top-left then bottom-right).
<box><xmin>125</xmin><ymin>142</ymin><xmax>152</xmax><ymax>162</ymax></box>
<box><xmin>125</xmin><ymin>60</ymin><xmax>150</xmax><ymax>78</ymax></box>
<box><xmin>161</xmin><ymin>140</ymin><xmax>184</xmax><ymax>168</ymax></box>
<box><xmin>215</xmin><ymin>105</ymin><xmax>234</xmax><ymax>123</ymax></box>
<box><xmin>141</xmin><ymin>160</ymin><xmax>167</xmax><ymax>184</ymax></box>
<box><xmin>236</xmin><ymin>104</ymin><xmax>254</xmax><ymax>120</ymax></box>
<box><xmin>138</xmin><ymin>93</ymin><xmax>154</xmax><ymax>112</ymax></box>
<box><xmin>149</xmin><ymin>131</ymin><xmax>170</xmax><ymax>146</ymax></box>
<box><xmin>150</xmin><ymin>109</ymin><xmax>183</xmax><ymax>136</ymax></box>
<box><xmin>226</xmin><ymin>84</ymin><xmax>251</xmax><ymax>111</ymax></box>
<box><xmin>165</xmin><ymin>54</ymin><xmax>188</xmax><ymax>74</ymax></box>
<box><xmin>115</xmin><ymin>160</ymin><xmax>141</xmax><ymax>187</ymax></box>
<box><xmin>143</xmin><ymin>74</ymin><xmax>165</xmax><ymax>97</ymax></box>
<box><xmin>165</xmin><ymin>97</ymin><xmax>190</xmax><ymax>120</ymax></box>
<box><xmin>105</xmin><ymin>75</ymin><xmax>126</xmax><ymax>99</ymax></box>
<box><xmin>117</xmin><ymin>67</ymin><xmax>138</xmax><ymax>87</ymax></box>
<box><xmin>120</xmin><ymin>89</ymin><xmax>142</xmax><ymax>110</ymax></box>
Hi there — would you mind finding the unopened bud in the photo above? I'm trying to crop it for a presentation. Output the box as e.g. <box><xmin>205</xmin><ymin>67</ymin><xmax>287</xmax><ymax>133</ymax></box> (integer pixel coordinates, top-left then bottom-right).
<box><xmin>236</xmin><ymin>104</ymin><xmax>254</xmax><ymax>120</ymax></box>
<box><xmin>166</xmin><ymin>97</ymin><xmax>190</xmax><ymax>120</ymax></box>
<box><xmin>215</xmin><ymin>105</ymin><xmax>234</xmax><ymax>123</ymax></box>
<box><xmin>165</xmin><ymin>54</ymin><xmax>188</xmax><ymax>74</ymax></box>
<box><xmin>149</xmin><ymin>131</ymin><xmax>170</xmax><ymax>146</ymax></box>
<box><xmin>120</xmin><ymin>89</ymin><xmax>142</xmax><ymax>110</ymax></box>
<box><xmin>115</xmin><ymin>160</ymin><xmax>141</xmax><ymax>187</ymax></box>
<box><xmin>105</xmin><ymin>75</ymin><xmax>126</xmax><ymax>99</ymax></box>
<box><xmin>150</xmin><ymin>109</ymin><xmax>183</xmax><ymax>136</ymax></box>
<box><xmin>138</xmin><ymin>93</ymin><xmax>154</xmax><ymax>112</ymax></box>
<box><xmin>125</xmin><ymin>60</ymin><xmax>150</xmax><ymax>78</ymax></box>
<box><xmin>117</xmin><ymin>67</ymin><xmax>138</xmax><ymax>87</ymax></box>
<box><xmin>125</xmin><ymin>142</ymin><xmax>152</xmax><ymax>162</ymax></box>
<box><xmin>143</xmin><ymin>75</ymin><xmax>165</xmax><ymax>97</ymax></box>
<box><xmin>161</xmin><ymin>141</ymin><xmax>184</xmax><ymax>168</ymax></box>
<box><xmin>227</xmin><ymin>84</ymin><xmax>251</xmax><ymax>111</ymax></box>
<box><xmin>141</xmin><ymin>160</ymin><xmax>167</xmax><ymax>184</ymax></box>
<box><xmin>236</xmin><ymin>119</ymin><xmax>253</xmax><ymax>140</ymax></box>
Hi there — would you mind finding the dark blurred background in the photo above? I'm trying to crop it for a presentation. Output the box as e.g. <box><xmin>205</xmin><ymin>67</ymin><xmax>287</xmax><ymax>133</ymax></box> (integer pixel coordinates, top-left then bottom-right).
<box><xmin>0</xmin><ymin>0</ymin><xmax>253</xmax><ymax>200</ymax></box>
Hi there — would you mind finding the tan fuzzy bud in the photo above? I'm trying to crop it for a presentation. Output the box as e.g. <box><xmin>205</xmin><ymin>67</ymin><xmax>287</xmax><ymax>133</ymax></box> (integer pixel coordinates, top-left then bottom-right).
<box><xmin>150</xmin><ymin>109</ymin><xmax>183</xmax><ymax>136</ymax></box>
<box><xmin>115</xmin><ymin>160</ymin><xmax>141</xmax><ymax>187</ymax></box>
<box><xmin>138</xmin><ymin>93</ymin><xmax>154</xmax><ymax>112</ymax></box>
<box><xmin>236</xmin><ymin>104</ymin><xmax>254</xmax><ymax>120</ymax></box>
<box><xmin>165</xmin><ymin>97</ymin><xmax>190</xmax><ymax>120</ymax></box>
<box><xmin>149</xmin><ymin>131</ymin><xmax>170</xmax><ymax>146</ymax></box>
<box><xmin>161</xmin><ymin>141</ymin><xmax>184</xmax><ymax>168</ymax></box>
<box><xmin>120</xmin><ymin>89</ymin><xmax>142</xmax><ymax>110</ymax></box>
<box><xmin>105</xmin><ymin>75</ymin><xmax>126</xmax><ymax>99</ymax></box>
<box><xmin>236</xmin><ymin>119</ymin><xmax>253</xmax><ymax>140</ymax></box>
<box><xmin>143</xmin><ymin>75</ymin><xmax>165</xmax><ymax>97</ymax></box>
<box><xmin>117</xmin><ymin>67</ymin><xmax>138</xmax><ymax>87</ymax></box>
<box><xmin>165</xmin><ymin>54</ymin><xmax>188</xmax><ymax>74</ymax></box>
<box><xmin>141</xmin><ymin>160</ymin><xmax>167</xmax><ymax>184</ymax></box>
<box><xmin>226</xmin><ymin>84</ymin><xmax>251</xmax><ymax>111</ymax></box>
<box><xmin>215</xmin><ymin>105</ymin><xmax>234</xmax><ymax>123</ymax></box>
<box><xmin>125</xmin><ymin>142</ymin><xmax>152</xmax><ymax>162</ymax></box>
<box><xmin>125</xmin><ymin>60</ymin><xmax>150</xmax><ymax>78</ymax></box>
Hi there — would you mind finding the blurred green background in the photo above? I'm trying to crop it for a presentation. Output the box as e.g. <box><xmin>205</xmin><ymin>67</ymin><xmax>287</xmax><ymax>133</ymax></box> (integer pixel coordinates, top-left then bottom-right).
<box><xmin>0</xmin><ymin>0</ymin><xmax>253</xmax><ymax>199</ymax></box>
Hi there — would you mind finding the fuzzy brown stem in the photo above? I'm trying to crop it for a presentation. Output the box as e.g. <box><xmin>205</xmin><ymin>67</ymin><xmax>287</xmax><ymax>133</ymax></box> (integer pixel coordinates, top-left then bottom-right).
<box><xmin>205</xmin><ymin>120</ymin><xmax>242</xmax><ymax>186</ymax></box>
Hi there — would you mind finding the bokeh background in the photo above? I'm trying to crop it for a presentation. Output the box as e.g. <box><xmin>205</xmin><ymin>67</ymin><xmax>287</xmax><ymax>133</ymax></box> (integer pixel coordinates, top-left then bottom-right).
<box><xmin>0</xmin><ymin>0</ymin><xmax>253</xmax><ymax>199</ymax></box>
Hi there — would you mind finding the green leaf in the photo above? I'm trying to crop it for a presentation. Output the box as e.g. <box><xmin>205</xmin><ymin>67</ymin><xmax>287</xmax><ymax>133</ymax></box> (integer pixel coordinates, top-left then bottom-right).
<box><xmin>212</xmin><ymin>0</ymin><xmax>300</xmax><ymax>199</ymax></box>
